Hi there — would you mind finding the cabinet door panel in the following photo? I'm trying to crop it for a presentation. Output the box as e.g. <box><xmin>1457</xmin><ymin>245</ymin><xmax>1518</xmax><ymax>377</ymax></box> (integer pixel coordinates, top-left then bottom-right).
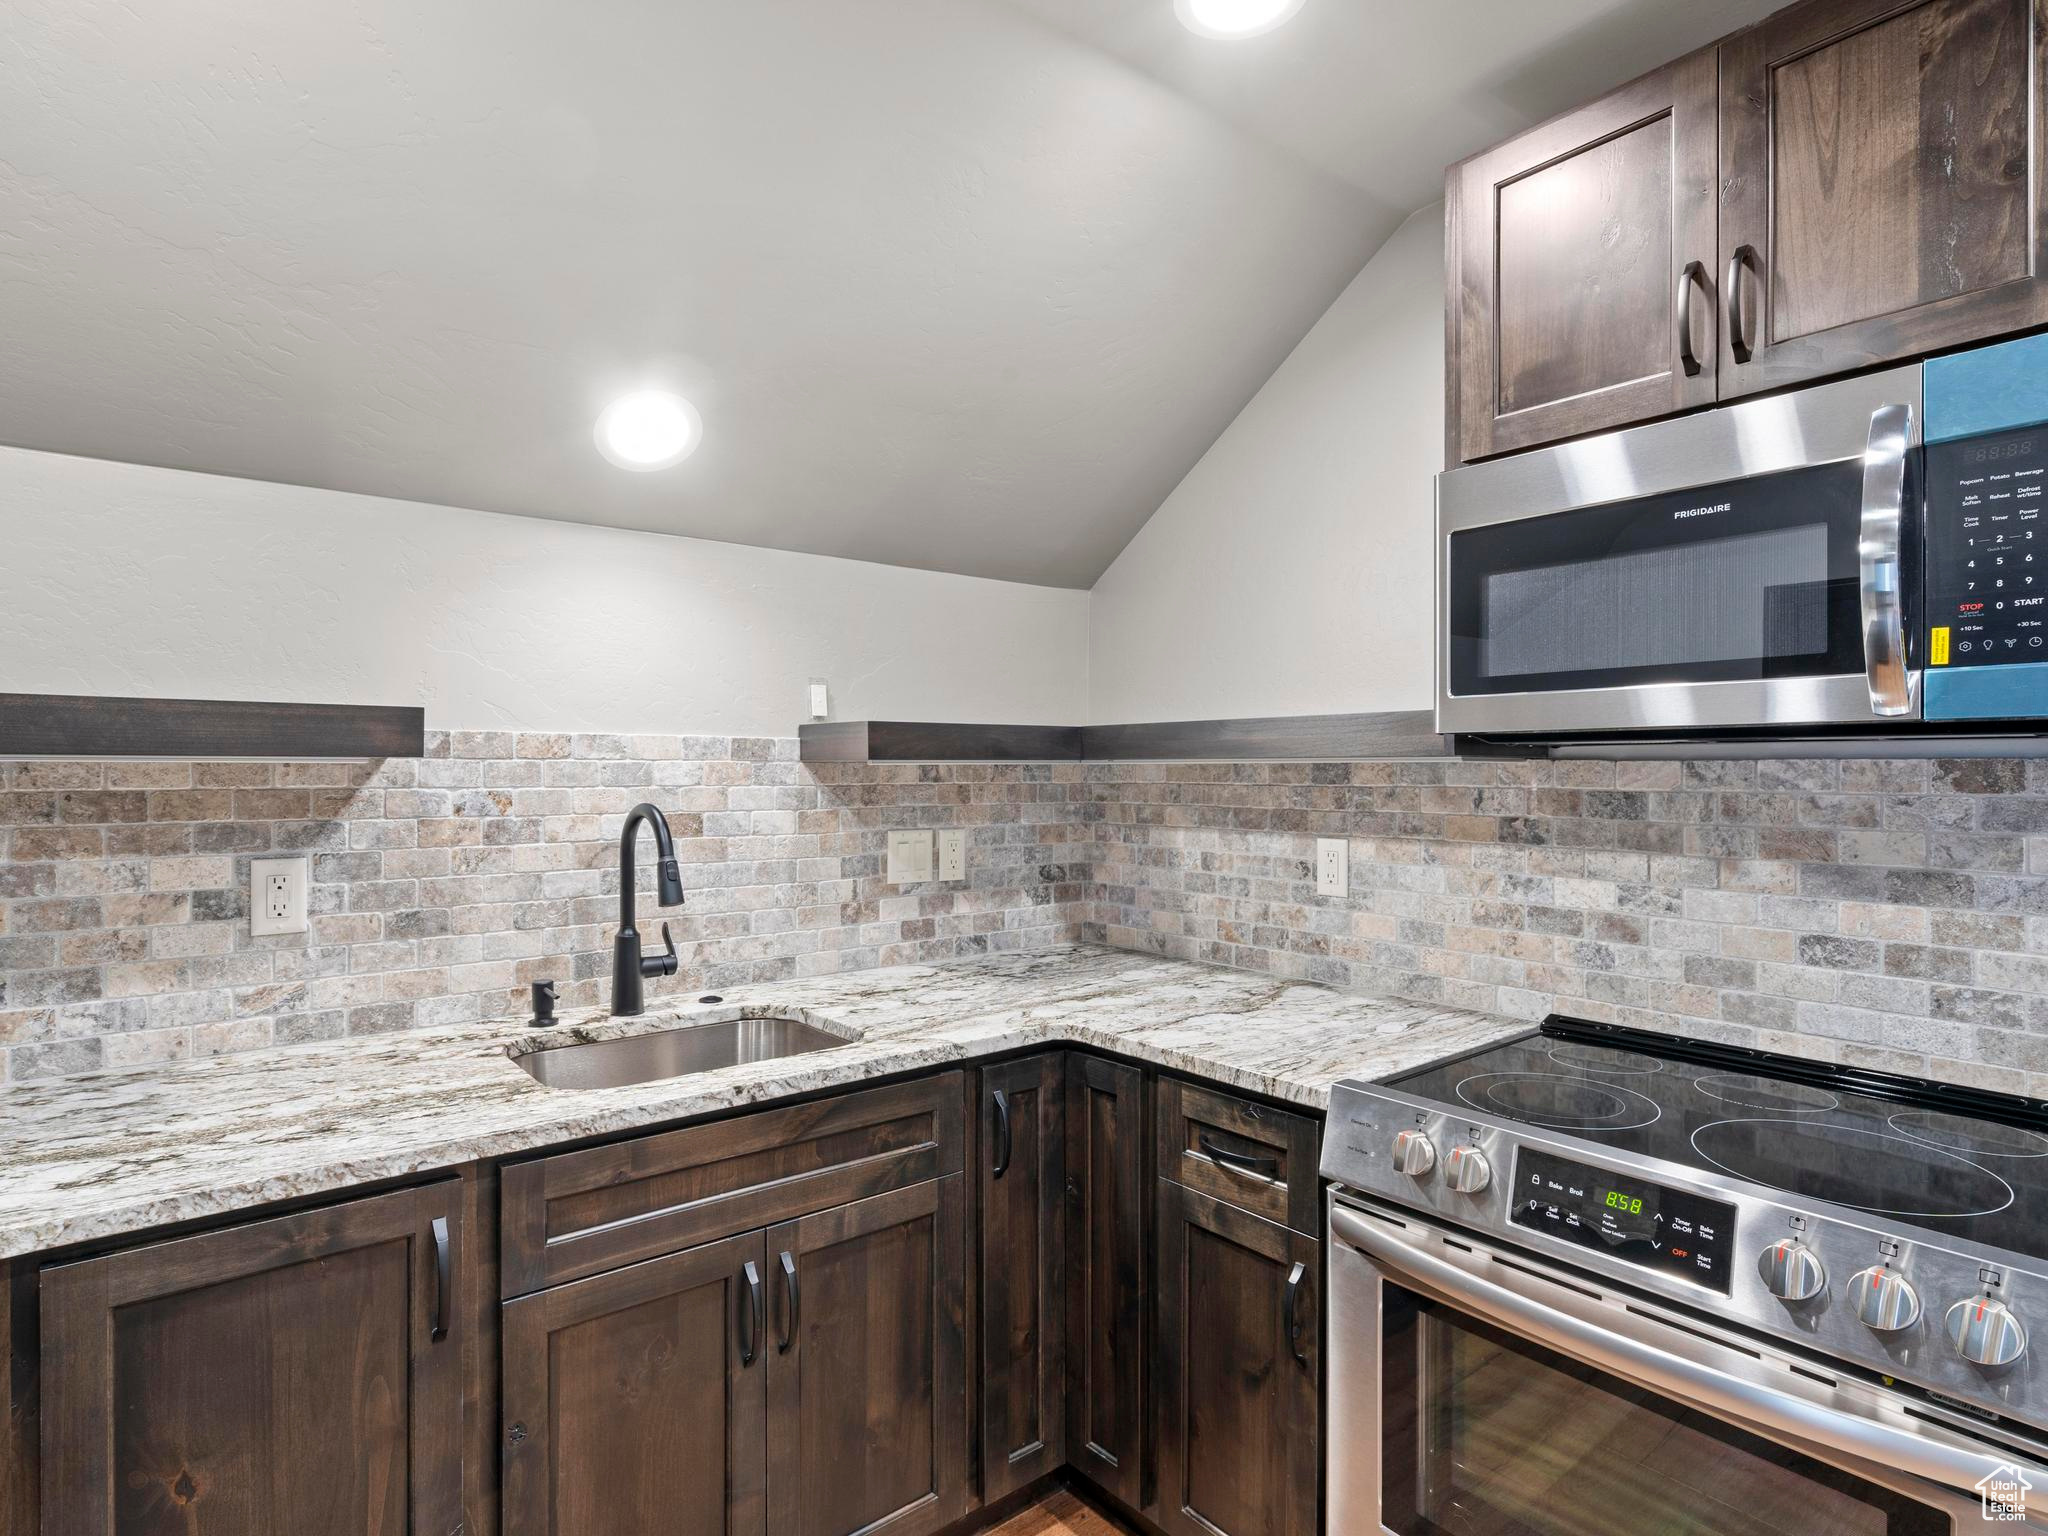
<box><xmin>1064</xmin><ymin>1054</ymin><xmax>1148</xmax><ymax>1511</ymax></box>
<box><xmin>1449</xmin><ymin>50</ymin><xmax>1719</xmax><ymax>461</ymax></box>
<box><xmin>501</xmin><ymin>1231</ymin><xmax>767</xmax><ymax>1536</ymax></box>
<box><xmin>41</xmin><ymin>1183</ymin><xmax>463</xmax><ymax>1536</ymax></box>
<box><xmin>766</xmin><ymin>1176</ymin><xmax>968</xmax><ymax>1536</ymax></box>
<box><xmin>1720</xmin><ymin>0</ymin><xmax>2048</xmax><ymax>394</ymax></box>
<box><xmin>979</xmin><ymin>1054</ymin><xmax>1065</xmax><ymax>1500</ymax></box>
<box><xmin>1155</xmin><ymin>1182</ymin><xmax>1319</xmax><ymax>1536</ymax></box>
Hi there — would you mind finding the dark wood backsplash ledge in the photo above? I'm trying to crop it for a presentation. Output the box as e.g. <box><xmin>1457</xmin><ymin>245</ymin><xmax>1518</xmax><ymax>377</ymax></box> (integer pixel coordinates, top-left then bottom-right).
<box><xmin>0</xmin><ymin>693</ymin><xmax>426</xmax><ymax>760</ymax></box>
<box><xmin>799</xmin><ymin>710</ymin><xmax>1450</xmax><ymax>763</ymax></box>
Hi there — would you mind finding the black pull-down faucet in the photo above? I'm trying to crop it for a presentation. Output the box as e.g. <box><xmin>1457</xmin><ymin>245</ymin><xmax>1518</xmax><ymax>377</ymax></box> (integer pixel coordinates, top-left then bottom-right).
<box><xmin>612</xmin><ymin>802</ymin><xmax>686</xmax><ymax>1017</ymax></box>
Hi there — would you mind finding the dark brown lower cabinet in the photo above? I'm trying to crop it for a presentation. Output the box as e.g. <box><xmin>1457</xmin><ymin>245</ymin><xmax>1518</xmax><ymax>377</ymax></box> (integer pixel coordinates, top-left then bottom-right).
<box><xmin>1064</xmin><ymin>1053</ymin><xmax>1148</xmax><ymax>1511</ymax></box>
<box><xmin>501</xmin><ymin>1230</ymin><xmax>768</xmax><ymax>1536</ymax></box>
<box><xmin>1155</xmin><ymin>1180</ymin><xmax>1320</xmax><ymax>1536</ymax></box>
<box><xmin>40</xmin><ymin>1181</ymin><xmax>464</xmax><ymax>1536</ymax></box>
<box><xmin>766</xmin><ymin>1175</ymin><xmax>969</xmax><ymax>1536</ymax></box>
<box><xmin>979</xmin><ymin>1054</ymin><xmax>1066</xmax><ymax>1500</ymax></box>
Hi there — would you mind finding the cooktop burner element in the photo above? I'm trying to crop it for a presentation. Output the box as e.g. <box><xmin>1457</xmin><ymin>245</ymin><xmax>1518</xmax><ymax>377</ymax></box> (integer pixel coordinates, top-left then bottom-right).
<box><xmin>1385</xmin><ymin>1028</ymin><xmax>2048</xmax><ymax>1251</ymax></box>
<box><xmin>1694</xmin><ymin>1073</ymin><xmax>1839</xmax><ymax>1113</ymax></box>
<box><xmin>1456</xmin><ymin>1072</ymin><xmax>1661</xmax><ymax>1130</ymax></box>
<box><xmin>1690</xmin><ymin>1119</ymin><xmax>2016</xmax><ymax>1219</ymax></box>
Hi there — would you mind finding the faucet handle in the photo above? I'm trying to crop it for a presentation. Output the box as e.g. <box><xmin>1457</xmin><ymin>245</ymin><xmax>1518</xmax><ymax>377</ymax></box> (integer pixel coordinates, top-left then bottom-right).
<box><xmin>641</xmin><ymin>921</ymin><xmax>680</xmax><ymax>980</ymax></box>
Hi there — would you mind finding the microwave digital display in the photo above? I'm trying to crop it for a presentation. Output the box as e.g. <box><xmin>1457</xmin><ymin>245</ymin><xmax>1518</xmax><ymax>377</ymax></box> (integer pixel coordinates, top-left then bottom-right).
<box><xmin>1923</xmin><ymin>422</ymin><xmax>2048</xmax><ymax>668</ymax></box>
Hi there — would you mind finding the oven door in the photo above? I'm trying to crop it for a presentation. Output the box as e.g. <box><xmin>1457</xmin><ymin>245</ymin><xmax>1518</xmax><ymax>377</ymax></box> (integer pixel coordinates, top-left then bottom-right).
<box><xmin>1437</xmin><ymin>365</ymin><xmax>1924</xmax><ymax>737</ymax></box>
<box><xmin>1329</xmin><ymin>1198</ymin><xmax>2048</xmax><ymax>1534</ymax></box>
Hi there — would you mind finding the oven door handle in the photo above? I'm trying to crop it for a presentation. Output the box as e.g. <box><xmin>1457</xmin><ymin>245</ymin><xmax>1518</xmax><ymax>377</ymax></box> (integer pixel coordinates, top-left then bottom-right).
<box><xmin>1330</xmin><ymin>1204</ymin><xmax>2035</xmax><ymax>1500</ymax></box>
<box><xmin>1858</xmin><ymin>401</ymin><xmax>1918</xmax><ymax>718</ymax></box>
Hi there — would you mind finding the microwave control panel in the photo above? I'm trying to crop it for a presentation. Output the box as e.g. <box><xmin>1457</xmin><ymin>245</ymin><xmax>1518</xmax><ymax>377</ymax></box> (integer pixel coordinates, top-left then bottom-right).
<box><xmin>1923</xmin><ymin>423</ymin><xmax>2048</xmax><ymax>668</ymax></box>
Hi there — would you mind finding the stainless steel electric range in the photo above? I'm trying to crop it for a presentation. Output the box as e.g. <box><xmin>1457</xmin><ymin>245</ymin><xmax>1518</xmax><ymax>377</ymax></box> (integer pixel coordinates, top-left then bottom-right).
<box><xmin>1321</xmin><ymin>1018</ymin><xmax>2048</xmax><ymax>1533</ymax></box>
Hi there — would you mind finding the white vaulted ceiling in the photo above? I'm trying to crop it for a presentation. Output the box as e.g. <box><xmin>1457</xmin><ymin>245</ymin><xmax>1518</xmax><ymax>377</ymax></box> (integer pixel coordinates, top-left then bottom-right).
<box><xmin>1</xmin><ymin>0</ymin><xmax>1781</xmax><ymax>588</ymax></box>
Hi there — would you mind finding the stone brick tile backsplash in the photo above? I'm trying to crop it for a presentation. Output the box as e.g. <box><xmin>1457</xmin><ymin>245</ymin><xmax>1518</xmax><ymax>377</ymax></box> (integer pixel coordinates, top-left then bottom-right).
<box><xmin>0</xmin><ymin>734</ymin><xmax>1090</xmax><ymax>1081</ymax></box>
<box><xmin>11</xmin><ymin>737</ymin><xmax>2048</xmax><ymax>1095</ymax></box>
<box><xmin>1079</xmin><ymin>756</ymin><xmax>2048</xmax><ymax>1098</ymax></box>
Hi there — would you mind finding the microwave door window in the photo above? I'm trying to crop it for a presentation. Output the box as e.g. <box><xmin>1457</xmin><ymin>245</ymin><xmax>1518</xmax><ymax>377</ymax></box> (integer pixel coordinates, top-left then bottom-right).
<box><xmin>1481</xmin><ymin>525</ymin><xmax>1830</xmax><ymax>681</ymax></box>
<box><xmin>1448</xmin><ymin>461</ymin><xmax>1868</xmax><ymax>698</ymax></box>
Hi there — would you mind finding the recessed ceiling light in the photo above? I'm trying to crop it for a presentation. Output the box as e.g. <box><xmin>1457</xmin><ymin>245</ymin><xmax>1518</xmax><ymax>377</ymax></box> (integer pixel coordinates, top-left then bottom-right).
<box><xmin>594</xmin><ymin>389</ymin><xmax>702</xmax><ymax>471</ymax></box>
<box><xmin>1174</xmin><ymin>0</ymin><xmax>1305</xmax><ymax>39</ymax></box>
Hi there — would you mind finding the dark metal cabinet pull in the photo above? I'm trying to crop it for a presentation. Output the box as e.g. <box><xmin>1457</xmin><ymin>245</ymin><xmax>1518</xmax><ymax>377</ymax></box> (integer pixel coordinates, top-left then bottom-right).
<box><xmin>1199</xmin><ymin>1133</ymin><xmax>1278</xmax><ymax>1179</ymax></box>
<box><xmin>777</xmin><ymin>1250</ymin><xmax>799</xmax><ymax>1353</ymax></box>
<box><xmin>429</xmin><ymin>1216</ymin><xmax>451</xmax><ymax>1342</ymax></box>
<box><xmin>992</xmin><ymin>1089</ymin><xmax>1012</xmax><ymax>1177</ymax></box>
<box><xmin>1675</xmin><ymin>259</ymin><xmax>1706</xmax><ymax>377</ymax></box>
<box><xmin>739</xmin><ymin>1260</ymin><xmax>763</xmax><ymax>1366</ymax></box>
<box><xmin>1725</xmin><ymin>245</ymin><xmax>1756</xmax><ymax>364</ymax></box>
<box><xmin>1283</xmin><ymin>1260</ymin><xmax>1307</xmax><ymax>1365</ymax></box>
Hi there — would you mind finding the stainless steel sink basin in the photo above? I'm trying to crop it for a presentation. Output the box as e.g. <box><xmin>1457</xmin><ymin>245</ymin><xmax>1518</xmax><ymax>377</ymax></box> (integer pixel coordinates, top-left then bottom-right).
<box><xmin>513</xmin><ymin>1015</ymin><xmax>852</xmax><ymax>1090</ymax></box>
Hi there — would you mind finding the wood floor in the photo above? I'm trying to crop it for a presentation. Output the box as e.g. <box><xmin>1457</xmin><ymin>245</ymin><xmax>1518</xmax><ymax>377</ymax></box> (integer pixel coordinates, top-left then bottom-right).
<box><xmin>985</xmin><ymin>1488</ymin><xmax>1137</xmax><ymax>1536</ymax></box>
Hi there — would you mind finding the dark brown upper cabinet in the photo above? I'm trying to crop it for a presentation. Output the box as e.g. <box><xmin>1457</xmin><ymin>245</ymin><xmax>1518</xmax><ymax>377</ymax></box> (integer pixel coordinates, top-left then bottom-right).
<box><xmin>978</xmin><ymin>1055</ymin><xmax>1067</xmax><ymax>1502</ymax></box>
<box><xmin>501</xmin><ymin>1230</ymin><xmax>769</xmax><ymax>1536</ymax></box>
<box><xmin>1719</xmin><ymin>0</ymin><xmax>2048</xmax><ymax>396</ymax></box>
<box><xmin>1447</xmin><ymin>49</ymin><xmax>1721</xmax><ymax>463</ymax></box>
<box><xmin>40</xmin><ymin>1183</ymin><xmax>464</xmax><ymax>1536</ymax></box>
<box><xmin>1448</xmin><ymin>0</ymin><xmax>2048</xmax><ymax>462</ymax></box>
<box><xmin>765</xmin><ymin>1177</ymin><xmax>970</xmax><ymax>1536</ymax></box>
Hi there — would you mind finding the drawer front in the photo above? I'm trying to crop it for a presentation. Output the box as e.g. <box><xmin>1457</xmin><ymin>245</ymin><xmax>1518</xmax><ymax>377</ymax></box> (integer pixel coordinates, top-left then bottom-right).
<box><xmin>1155</xmin><ymin>1077</ymin><xmax>1318</xmax><ymax>1236</ymax></box>
<box><xmin>501</xmin><ymin>1072</ymin><xmax>964</xmax><ymax>1296</ymax></box>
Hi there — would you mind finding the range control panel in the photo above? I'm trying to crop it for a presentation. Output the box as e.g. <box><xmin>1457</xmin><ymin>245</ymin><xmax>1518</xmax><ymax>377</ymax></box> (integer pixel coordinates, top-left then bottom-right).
<box><xmin>1924</xmin><ymin>423</ymin><xmax>2048</xmax><ymax>666</ymax></box>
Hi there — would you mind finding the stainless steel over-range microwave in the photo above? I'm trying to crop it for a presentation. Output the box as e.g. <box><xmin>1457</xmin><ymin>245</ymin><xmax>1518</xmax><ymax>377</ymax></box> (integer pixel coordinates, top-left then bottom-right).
<box><xmin>1436</xmin><ymin>333</ymin><xmax>2048</xmax><ymax>742</ymax></box>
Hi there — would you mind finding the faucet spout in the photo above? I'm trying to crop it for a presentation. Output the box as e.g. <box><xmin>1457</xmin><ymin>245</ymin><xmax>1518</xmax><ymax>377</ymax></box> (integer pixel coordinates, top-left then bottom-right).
<box><xmin>612</xmin><ymin>802</ymin><xmax>685</xmax><ymax>1017</ymax></box>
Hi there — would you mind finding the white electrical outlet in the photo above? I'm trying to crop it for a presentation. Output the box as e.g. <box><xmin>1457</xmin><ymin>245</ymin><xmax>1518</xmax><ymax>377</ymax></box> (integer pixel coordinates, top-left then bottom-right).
<box><xmin>886</xmin><ymin>830</ymin><xmax>934</xmax><ymax>884</ymax></box>
<box><xmin>251</xmin><ymin>856</ymin><xmax>310</xmax><ymax>936</ymax></box>
<box><xmin>1315</xmin><ymin>837</ymin><xmax>1348</xmax><ymax>898</ymax></box>
<box><xmin>937</xmin><ymin>829</ymin><xmax>966</xmax><ymax>882</ymax></box>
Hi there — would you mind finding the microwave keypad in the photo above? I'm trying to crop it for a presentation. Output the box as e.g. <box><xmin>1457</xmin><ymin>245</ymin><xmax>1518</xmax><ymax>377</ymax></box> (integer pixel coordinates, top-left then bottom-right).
<box><xmin>1925</xmin><ymin>424</ymin><xmax>2048</xmax><ymax>666</ymax></box>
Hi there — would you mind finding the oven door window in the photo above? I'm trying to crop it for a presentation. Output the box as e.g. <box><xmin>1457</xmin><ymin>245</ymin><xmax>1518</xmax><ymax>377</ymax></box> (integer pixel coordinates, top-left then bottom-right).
<box><xmin>1446</xmin><ymin>462</ymin><xmax>1871</xmax><ymax>697</ymax></box>
<box><xmin>1381</xmin><ymin>1288</ymin><xmax>1948</xmax><ymax>1535</ymax></box>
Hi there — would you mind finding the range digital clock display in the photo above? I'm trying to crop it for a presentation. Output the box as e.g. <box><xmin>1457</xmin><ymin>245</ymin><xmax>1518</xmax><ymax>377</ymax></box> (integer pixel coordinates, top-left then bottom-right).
<box><xmin>1510</xmin><ymin>1147</ymin><xmax>1735</xmax><ymax>1292</ymax></box>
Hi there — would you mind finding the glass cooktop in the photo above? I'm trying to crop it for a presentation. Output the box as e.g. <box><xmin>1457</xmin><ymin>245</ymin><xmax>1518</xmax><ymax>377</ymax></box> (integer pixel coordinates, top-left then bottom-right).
<box><xmin>1386</xmin><ymin>1028</ymin><xmax>2048</xmax><ymax>1253</ymax></box>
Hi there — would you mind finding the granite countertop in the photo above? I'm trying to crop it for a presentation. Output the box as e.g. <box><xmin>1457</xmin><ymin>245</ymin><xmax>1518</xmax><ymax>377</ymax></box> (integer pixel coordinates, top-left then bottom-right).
<box><xmin>0</xmin><ymin>945</ymin><xmax>1527</xmax><ymax>1261</ymax></box>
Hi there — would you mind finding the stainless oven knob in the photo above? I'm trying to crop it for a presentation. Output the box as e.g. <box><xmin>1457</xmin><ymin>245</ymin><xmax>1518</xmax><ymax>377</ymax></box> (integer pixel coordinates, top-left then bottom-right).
<box><xmin>1756</xmin><ymin>1240</ymin><xmax>1826</xmax><ymax>1302</ymax></box>
<box><xmin>1847</xmin><ymin>1266</ymin><xmax>1921</xmax><ymax>1332</ymax></box>
<box><xmin>1390</xmin><ymin>1129</ymin><xmax>1437</xmax><ymax>1177</ymax></box>
<box><xmin>1947</xmin><ymin>1295</ymin><xmax>2027</xmax><ymax>1368</ymax></box>
<box><xmin>1444</xmin><ymin>1145</ymin><xmax>1491</xmax><ymax>1194</ymax></box>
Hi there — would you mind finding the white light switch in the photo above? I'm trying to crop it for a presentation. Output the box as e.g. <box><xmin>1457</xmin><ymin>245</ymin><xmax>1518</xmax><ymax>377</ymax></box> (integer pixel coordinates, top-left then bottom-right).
<box><xmin>1315</xmin><ymin>838</ymin><xmax>1348</xmax><ymax>898</ymax></box>
<box><xmin>937</xmin><ymin>829</ymin><xmax>966</xmax><ymax>882</ymax></box>
<box><xmin>251</xmin><ymin>856</ymin><xmax>310</xmax><ymax>936</ymax></box>
<box><xmin>887</xmin><ymin>830</ymin><xmax>934</xmax><ymax>884</ymax></box>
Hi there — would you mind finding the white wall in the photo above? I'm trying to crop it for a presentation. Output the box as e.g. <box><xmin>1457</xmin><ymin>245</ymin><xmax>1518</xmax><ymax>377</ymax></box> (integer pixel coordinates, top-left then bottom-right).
<box><xmin>0</xmin><ymin>447</ymin><xmax>1089</xmax><ymax>735</ymax></box>
<box><xmin>1087</xmin><ymin>206</ymin><xmax>1443</xmax><ymax>722</ymax></box>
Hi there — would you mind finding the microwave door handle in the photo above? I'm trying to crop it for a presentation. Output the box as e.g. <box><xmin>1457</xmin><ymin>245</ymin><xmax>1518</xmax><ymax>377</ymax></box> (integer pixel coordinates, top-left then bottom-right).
<box><xmin>1329</xmin><ymin>1204</ymin><xmax>2032</xmax><ymax>1500</ymax></box>
<box><xmin>1858</xmin><ymin>402</ymin><xmax>1918</xmax><ymax>718</ymax></box>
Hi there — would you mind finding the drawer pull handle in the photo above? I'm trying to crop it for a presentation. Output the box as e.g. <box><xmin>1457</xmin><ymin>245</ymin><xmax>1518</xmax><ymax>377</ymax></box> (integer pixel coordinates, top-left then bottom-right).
<box><xmin>1199</xmin><ymin>1134</ymin><xmax>1278</xmax><ymax>1180</ymax></box>
<box><xmin>429</xmin><ymin>1216</ymin><xmax>451</xmax><ymax>1343</ymax></box>
<box><xmin>1283</xmin><ymin>1260</ymin><xmax>1308</xmax><ymax>1365</ymax></box>
<box><xmin>739</xmin><ymin>1259</ymin><xmax>762</xmax><ymax>1366</ymax></box>
<box><xmin>777</xmin><ymin>1250</ymin><xmax>799</xmax><ymax>1353</ymax></box>
<box><xmin>992</xmin><ymin>1089</ymin><xmax>1012</xmax><ymax>1178</ymax></box>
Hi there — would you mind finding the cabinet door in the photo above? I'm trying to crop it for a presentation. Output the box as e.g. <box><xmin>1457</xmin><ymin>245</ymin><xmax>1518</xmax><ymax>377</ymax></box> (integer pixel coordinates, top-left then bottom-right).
<box><xmin>1064</xmin><ymin>1054</ymin><xmax>1148</xmax><ymax>1511</ymax></box>
<box><xmin>1448</xmin><ymin>49</ymin><xmax>1720</xmax><ymax>462</ymax></box>
<box><xmin>501</xmin><ymin>1231</ymin><xmax>767</xmax><ymax>1536</ymax></box>
<box><xmin>1719</xmin><ymin>0</ymin><xmax>2048</xmax><ymax>396</ymax></box>
<box><xmin>41</xmin><ymin>1183</ymin><xmax>463</xmax><ymax>1536</ymax></box>
<box><xmin>1155</xmin><ymin>1182</ymin><xmax>1319</xmax><ymax>1536</ymax></box>
<box><xmin>765</xmin><ymin>1177</ymin><xmax>968</xmax><ymax>1536</ymax></box>
<box><xmin>979</xmin><ymin>1054</ymin><xmax>1066</xmax><ymax>1500</ymax></box>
